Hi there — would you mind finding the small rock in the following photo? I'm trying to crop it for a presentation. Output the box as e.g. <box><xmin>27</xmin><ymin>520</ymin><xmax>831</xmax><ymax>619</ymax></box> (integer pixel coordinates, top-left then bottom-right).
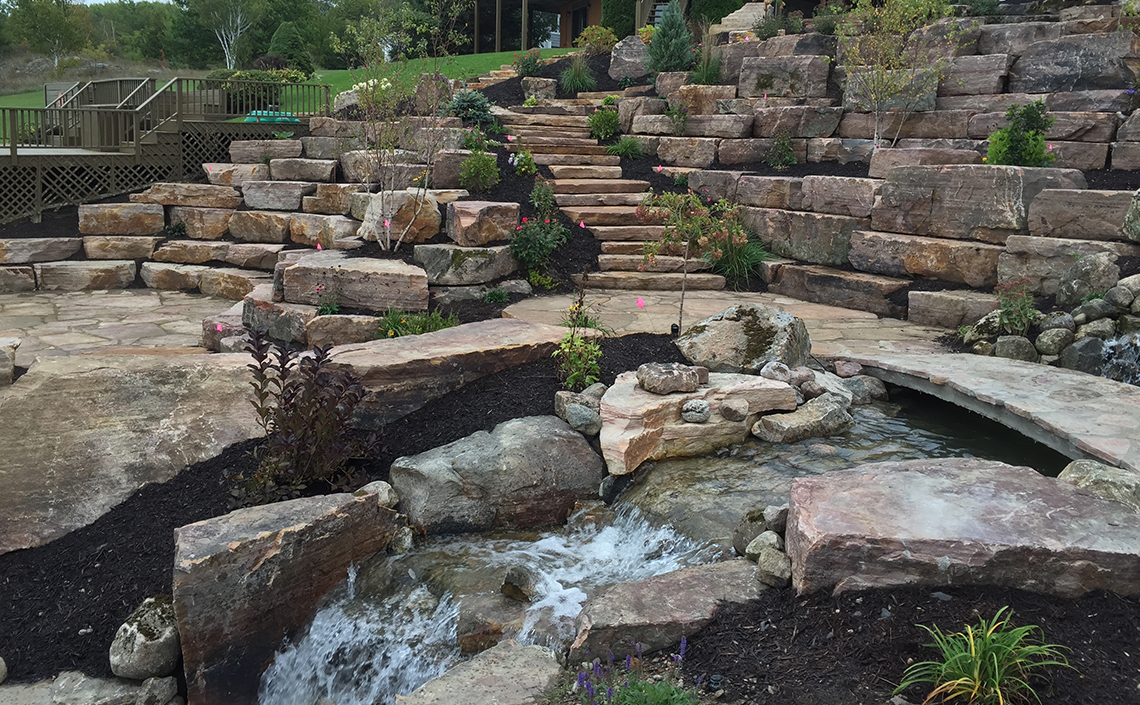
<box><xmin>109</xmin><ymin>595</ymin><xmax>180</xmax><ymax>680</ymax></box>
<box><xmin>800</xmin><ymin>379</ymin><xmax>827</xmax><ymax>399</ymax></box>
<box><xmin>1034</xmin><ymin>311</ymin><xmax>1076</xmax><ymax>334</ymax></box>
<box><xmin>972</xmin><ymin>340</ymin><xmax>994</xmax><ymax>356</ymax></box>
<box><xmin>755</xmin><ymin>547</ymin><xmax>792</xmax><ymax>588</ymax></box>
<box><xmin>1058</xmin><ymin>336</ymin><xmax>1105</xmax><ymax>375</ymax></box>
<box><xmin>789</xmin><ymin>366</ymin><xmax>816</xmax><ymax>386</ymax></box>
<box><xmin>1075</xmin><ymin>298</ymin><xmax>1119</xmax><ymax>322</ymax></box>
<box><xmin>565</xmin><ymin>403</ymin><xmax>603</xmax><ymax>436</ymax></box>
<box><xmin>842</xmin><ymin>375</ymin><xmax>888</xmax><ymax>403</ymax></box>
<box><xmin>1105</xmin><ymin>285</ymin><xmax>1135</xmax><ymax>311</ymax></box>
<box><xmin>501</xmin><ymin>566</ymin><xmax>540</xmax><ymax>602</ymax></box>
<box><xmin>51</xmin><ymin>671</ymin><xmax>139</xmax><ymax>705</ymax></box>
<box><xmin>681</xmin><ymin>399</ymin><xmax>712</xmax><ymax>423</ymax></box>
<box><xmin>760</xmin><ymin>361</ymin><xmax>792</xmax><ymax>383</ymax></box>
<box><xmin>807</xmin><ymin>443</ymin><xmax>842</xmax><ymax>457</ymax></box>
<box><xmin>356</xmin><ymin>480</ymin><xmax>399</xmax><ymax>508</ymax></box>
<box><xmin>1119</xmin><ymin>315</ymin><xmax>1140</xmax><ymax>335</ymax></box>
<box><xmin>880</xmin><ymin>608</ymin><xmax>892</xmax><ymax>619</ymax></box>
<box><xmin>218</xmin><ymin>334</ymin><xmax>250</xmax><ymax>353</ymax></box>
<box><xmin>719</xmin><ymin>397</ymin><xmax>750</xmax><ymax>422</ymax></box>
<box><xmin>1076</xmin><ymin>317</ymin><xmax>1117</xmax><ymax>340</ymax></box>
<box><xmin>834</xmin><ymin>360</ymin><xmax>862</xmax><ymax>378</ymax></box>
<box><xmin>0</xmin><ymin>656</ymin><xmax>6</xmax><ymax>685</ymax></box>
<box><xmin>554</xmin><ymin>390</ymin><xmax>601</xmax><ymax>419</ymax></box>
<box><xmin>732</xmin><ymin>508</ymin><xmax>768</xmax><ymax>556</ymax></box>
<box><xmin>1056</xmin><ymin>251</ymin><xmax>1120</xmax><ymax>307</ymax></box>
<box><xmin>391</xmin><ymin>526</ymin><xmax>415</xmax><ymax>554</ymax></box>
<box><xmin>1035</xmin><ymin>328</ymin><xmax>1074</xmax><ymax>356</ymax></box>
<box><xmin>763</xmin><ymin>504</ymin><xmax>789</xmax><ymax>533</ymax></box>
<box><xmin>636</xmin><ymin>362</ymin><xmax>702</xmax><ymax>395</ymax></box>
<box><xmin>795</xmin><ymin>388</ymin><xmax>805</xmax><ymax>406</ymax></box>
<box><xmin>744</xmin><ymin>530</ymin><xmax>784</xmax><ymax>561</ymax></box>
<box><xmin>1040</xmin><ymin>354</ymin><xmax>1060</xmax><ymax>366</ymax></box>
<box><xmin>136</xmin><ymin>677</ymin><xmax>178</xmax><ymax>705</ymax></box>
<box><xmin>581</xmin><ymin>382</ymin><xmax>608</xmax><ymax>400</ymax></box>
<box><xmin>1073</xmin><ymin>312</ymin><xmax>1088</xmax><ymax>326</ymax></box>
<box><xmin>993</xmin><ymin>335</ymin><xmax>1037</xmax><ymax>362</ymax></box>
<box><xmin>963</xmin><ymin>309</ymin><xmax>1002</xmax><ymax>344</ymax></box>
<box><xmin>930</xmin><ymin>591</ymin><xmax>952</xmax><ymax>601</ymax></box>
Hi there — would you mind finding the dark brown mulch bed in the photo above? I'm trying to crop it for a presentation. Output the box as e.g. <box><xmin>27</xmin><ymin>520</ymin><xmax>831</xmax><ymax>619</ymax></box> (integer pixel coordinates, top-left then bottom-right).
<box><xmin>0</xmin><ymin>333</ymin><xmax>684</xmax><ymax>683</ymax></box>
<box><xmin>1083</xmin><ymin>168</ymin><xmax>1140</xmax><ymax>191</ymax></box>
<box><xmin>682</xmin><ymin>585</ymin><xmax>1140</xmax><ymax>705</ymax></box>
<box><xmin>479</xmin><ymin>52</ymin><xmax>645</xmax><ymax>108</ymax></box>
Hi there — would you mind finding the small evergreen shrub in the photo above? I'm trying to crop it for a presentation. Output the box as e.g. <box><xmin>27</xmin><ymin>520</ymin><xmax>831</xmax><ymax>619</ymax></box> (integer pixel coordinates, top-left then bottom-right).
<box><xmin>602</xmin><ymin>94</ymin><xmax>619</xmax><ymax>106</ymax></box>
<box><xmin>618</xmin><ymin>75</ymin><xmax>637</xmax><ymax>89</ymax></box>
<box><xmin>765</xmin><ymin>129</ymin><xmax>798</xmax><ymax>170</ymax></box>
<box><xmin>512</xmin><ymin>48</ymin><xmax>544</xmax><ymax>77</ymax></box>
<box><xmin>986</xmin><ymin>100</ymin><xmax>1056</xmax><ymax>167</ymax></box>
<box><xmin>483</xmin><ymin>288</ymin><xmax>509</xmax><ymax>303</ymax></box>
<box><xmin>522</xmin><ymin>95</ymin><xmax>538</xmax><ymax>106</ymax></box>
<box><xmin>560</xmin><ymin>53</ymin><xmax>597</xmax><ymax>94</ymax></box>
<box><xmin>607</xmin><ymin>136</ymin><xmax>644</xmax><ymax>159</ymax></box>
<box><xmin>574</xmin><ymin>25</ymin><xmax>619</xmax><ymax>56</ymax></box>
<box><xmin>588</xmin><ymin>107</ymin><xmax>621</xmax><ymax>140</ymax></box>
<box><xmin>448</xmin><ymin>90</ymin><xmax>495</xmax><ymax>125</ymax></box>
<box><xmin>647</xmin><ymin>0</ymin><xmax>695</xmax><ymax>73</ymax></box>
<box><xmin>458</xmin><ymin>151</ymin><xmax>501</xmax><ymax>192</ymax></box>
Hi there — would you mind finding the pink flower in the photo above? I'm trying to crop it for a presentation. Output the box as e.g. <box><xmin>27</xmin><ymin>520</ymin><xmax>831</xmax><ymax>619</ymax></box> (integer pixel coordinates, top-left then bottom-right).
<box><xmin>636</xmin><ymin>297</ymin><xmax>645</xmax><ymax>308</ymax></box>
<box><xmin>517</xmin><ymin>225</ymin><xmax>523</xmax><ymax>230</ymax></box>
<box><xmin>579</xmin><ymin>220</ymin><xmax>586</xmax><ymax>228</ymax></box>
<box><xmin>544</xmin><ymin>219</ymin><xmax>550</xmax><ymax>224</ymax></box>
<box><xmin>763</xmin><ymin>94</ymin><xmax>768</xmax><ymax>99</ymax></box>
<box><xmin>522</xmin><ymin>217</ymin><xmax>528</xmax><ymax>222</ymax></box>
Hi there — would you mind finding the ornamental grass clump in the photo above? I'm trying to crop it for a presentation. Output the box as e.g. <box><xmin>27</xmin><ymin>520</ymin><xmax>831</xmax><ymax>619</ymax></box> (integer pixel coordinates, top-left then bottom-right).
<box><xmin>561</xmin><ymin>53</ymin><xmax>598</xmax><ymax>94</ymax></box>
<box><xmin>607</xmin><ymin>136</ymin><xmax>645</xmax><ymax>159</ymax></box>
<box><xmin>894</xmin><ymin>607</ymin><xmax>1070</xmax><ymax>705</ymax></box>
<box><xmin>376</xmin><ymin>309</ymin><xmax>459</xmax><ymax>337</ymax></box>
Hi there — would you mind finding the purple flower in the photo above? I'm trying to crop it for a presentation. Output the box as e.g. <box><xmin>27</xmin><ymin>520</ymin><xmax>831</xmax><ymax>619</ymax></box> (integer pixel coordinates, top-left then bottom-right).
<box><xmin>607</xmin><ymin>687</ymin><xmax>614</xmax><ymax>699</ymax></box>
<box><xmin>577</xmin><ymin>672</ymin><xmax>589</xmax><ymax>687</ymax></box>
<box><xmin>680</xmin><ymin>636</ymin><xmax>688</xmax><ymax>658</ymax></box>
<box><xmin>585</xmin><ymin>681</ymin><xmax>595</xmax><ymax>697</ymax></box>
<box><xmin>625</xmin><ymin>654</ymin><xmax>633</xmax><ymax>670</ymax></box>
<box><xmin>594</xmin><ymin>661</ymin><xmax>603</xmax><ymax>677</ymax></box>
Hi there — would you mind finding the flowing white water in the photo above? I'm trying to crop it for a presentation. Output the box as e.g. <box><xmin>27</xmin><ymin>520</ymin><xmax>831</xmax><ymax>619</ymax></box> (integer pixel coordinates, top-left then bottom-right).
<box><xmin>257</xmin><ymin>507</ymin><xmax>714</xmax><ymax>705</ymax></box>
<box><xmin>1104</xmin><ymin>333</ymin><xmax>1140</xmax><ymax>385</ymax></box>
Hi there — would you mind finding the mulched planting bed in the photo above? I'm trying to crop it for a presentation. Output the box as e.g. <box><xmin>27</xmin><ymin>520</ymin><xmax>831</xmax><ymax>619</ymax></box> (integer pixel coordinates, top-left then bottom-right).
<box><xmin>0</xmin><ymin>333</ymin><xmax>683</xmax><ymax>683</ymax></box>
<box><xmin>682</xmin><ymin>585</ymin><xmax>1140</xmax><ymax>705</ymax></box>
<box><xmin>479</xmin><ymin>52</ymin><xmax>645</xmax><ymax>108</ymax></box>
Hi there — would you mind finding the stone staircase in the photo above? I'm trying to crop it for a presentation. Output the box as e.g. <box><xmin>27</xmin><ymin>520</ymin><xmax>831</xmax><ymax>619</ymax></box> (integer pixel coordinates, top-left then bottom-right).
<box><xmin>466</xmin><ymin>66</ymin><xmax>519</xmax><ymax>91</ymax></box>
<box><xmin>500</xmin><ymin>102</ymin><xmax>726</xmax><ymax>291</ymax></box>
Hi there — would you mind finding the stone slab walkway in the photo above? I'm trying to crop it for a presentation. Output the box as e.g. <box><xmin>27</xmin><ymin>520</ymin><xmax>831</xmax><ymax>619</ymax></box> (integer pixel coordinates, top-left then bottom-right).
<box><xmin>504</xmin><ymin>290</ymin><xmax>947</xmax><ymax>357</ymax></box>
<box><xmin>844</xmin><ymin>352</ymin><xmax>1140</xmax><ymax>472</ymax></box>
<box><xmin>0</xmin><ymin>290</ymin><xmax>233</xmax><ymax>368</ymax></box>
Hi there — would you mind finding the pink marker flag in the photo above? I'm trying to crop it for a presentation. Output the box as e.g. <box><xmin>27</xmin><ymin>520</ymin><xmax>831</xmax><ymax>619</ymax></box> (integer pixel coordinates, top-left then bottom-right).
<box><xmin>636</xmin><ymin>297</ymin><xmax>645</xmax><ymax>308</ymax></box>
<box><xmin>579</xmin><ymin>221</ymin><xmax>586</xmax><ymax>228</ymax></box>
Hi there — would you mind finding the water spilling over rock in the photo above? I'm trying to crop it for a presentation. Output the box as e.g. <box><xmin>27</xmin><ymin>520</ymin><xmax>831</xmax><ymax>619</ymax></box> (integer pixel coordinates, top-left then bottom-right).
<box><xmin>1103</xmin><ymin>333</ymin><xmax>1140</xmax><ymax>385</ymax></box>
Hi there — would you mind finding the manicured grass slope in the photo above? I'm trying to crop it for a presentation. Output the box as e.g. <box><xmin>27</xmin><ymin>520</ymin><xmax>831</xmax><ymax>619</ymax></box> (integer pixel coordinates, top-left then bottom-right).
<box><xmin>316</xmin><ymin>48</ymin><xmax>575</xmax><ymax>94</ymax></box>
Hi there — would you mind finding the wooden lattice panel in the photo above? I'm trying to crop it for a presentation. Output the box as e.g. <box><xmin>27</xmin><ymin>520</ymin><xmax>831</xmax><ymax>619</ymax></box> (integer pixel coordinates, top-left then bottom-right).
<box><xmin>0</xmin><ymin>165</ymin><xmax>40</xmax><ymax>223</ymax></box>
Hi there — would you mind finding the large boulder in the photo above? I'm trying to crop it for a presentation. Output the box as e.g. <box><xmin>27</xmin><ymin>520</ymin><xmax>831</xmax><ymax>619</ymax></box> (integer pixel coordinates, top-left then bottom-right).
<box><xmin>675</xmin><ymin>303</ymin><xmax>812</xmax><ymax>372</ymax></box>
<box><xmin>569</xmin><ymin>561</ymin><xmax>764</xmax><ymax>660</ymax></box>
<box><xmin>131</xmin><ymin>183</ymin><xmax>242</xmax><ymax>208</ymax></box>
<box><xmin>174</xmin><ymin>483</ymin><xmax>404</xmax><ymax>705</ymax></box>
<box><xmin>752</xmin><ymin>393</ymin><xmax>854</xmax><ymax>444</ymax></box>
<box><xmin>741</xmin><ymin>208</ymin><xmax>866</xmax><ymax>265</ymax></box>
<box><xmin>786</xmin><ymin>458</ymin><xmax>1140</xmax><ymax>597</ymax></box>
<box><xmin>242</xmin><ymin>181</ymin><xmax>317</xmax><ymax>211</ymax></box>
<box><xmin>1009</xmin><ymin>31</ymin><xmax>1140</xmax><ymax>94</ymax></box>
<box><xmin>109</xmin><ymin>596</ymin><xmax>180</xmax><ymax>680</ymax></box>
<box><xmin>170</xmin><ymin>206</ymin><xmax>233</xmax><ymax>240</ymax></box>
<box><xmin>77</xmin><ymin>204</ymin><xmax>163</xmax><ymax>236</ymax></box>
<box><xmin>0</xmin><ymin>238</ymin><xmax>81</xmax><ymax>264</ymax></box>
<box><xmin>389</xmin><ymin>416</ymin><xmax>604</xmax><ymax>533</ymax></box>
<box><xmin>609</xmin><ymin>36</ymin><xmax>650</xmax><ymax>81</ymax></box>
<box><xmin>401</xmin><ymin>640</ymin><xmax>561</xmax><ymax>705</ymax></box>
<box><xmin>1058</xmin><ymin>459</ymin><xmax>1140</xmax><ymax>513</ymax></box>
<box><xmin>1056</xmin><ymin>251</ymin><xmax>1120</xmax><ymax>307</ymax></box>
<box><xmin>446</xmin><ymin>201</ymin><xmax>520</xmax><ymax>246</ymax></box>
<box><xmin>282</xmin><ymin>250</ymin><xmax>429</xmax><ymax>312</ymax></box>
<box><xmin>738</xmin><ymin>56</ymin><xmax>830</xmax><ymax>98</ymax></box>
<box><xmin>357</xmin><ymin>190</ymin><xmax>442</xmax><ymax>245</ymax></box>
<box><xmin>413</xmin><ymin>244</ymin><xmax>517</xmax><ymax>286</ymax></box>
<box><xmin>599</xmin><ymin>371</ymin><xmax>798</xmax><ymax>475</ymax></box>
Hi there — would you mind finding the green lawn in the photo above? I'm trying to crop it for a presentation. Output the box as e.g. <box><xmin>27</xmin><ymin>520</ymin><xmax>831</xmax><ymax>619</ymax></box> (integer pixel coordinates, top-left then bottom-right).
<box><xmin>0</xmin><ymin>91</ymin><xmax>46</xmax><ymax>109</ymax></box>
<box><xmin>315</xmin><ymin>48</ymin><xmax>575</xmax><ymax>95</ymax></box>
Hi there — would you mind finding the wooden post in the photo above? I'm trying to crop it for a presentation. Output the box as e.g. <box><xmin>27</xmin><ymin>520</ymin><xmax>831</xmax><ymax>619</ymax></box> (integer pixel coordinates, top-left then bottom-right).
<box><xmin>496</xmin><ymin>0</ymin><xmax>502</xmax><ymax>52</ymax></box>
<box><xmin>521</xmin><ymin>0</ymin><xmax>528</xmax><ymax>50</ymax></box>
<box><xmin>474</xmin><ymin>0</ymin><xmax>480</xmax><ymax>54</ymax></box>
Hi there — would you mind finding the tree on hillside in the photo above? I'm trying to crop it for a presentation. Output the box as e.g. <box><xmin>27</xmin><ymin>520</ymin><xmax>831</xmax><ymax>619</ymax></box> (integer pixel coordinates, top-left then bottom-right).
<box><xmin>6</xmin><ymin>0</ymin><xmax>88</xmax><ymax>66</ymax></box>
<box><xmin>188</xmin><ymin>0</ymin><xmax>265</xmax><ymax>68</ymax></box>
<box><xmin>268</xmin><ymin>20</ymin><xmax>313</xmax><ymax>74</ymax></box>
<box><xmin>646</xmin><ymin>0</ymin><xmax>692</xmax><ymax>73</ymax></box>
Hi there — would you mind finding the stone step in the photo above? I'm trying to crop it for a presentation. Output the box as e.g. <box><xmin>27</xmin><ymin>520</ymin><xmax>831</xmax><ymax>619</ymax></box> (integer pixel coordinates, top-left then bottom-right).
<box><xmin>549</xmin><ymin>165</ymin><xmax>623</xmax><ymax>179</ymax></box>
<box><xmin>572</xmin><ymin>271</ymin><xmax>726</xmax><ymax>290</ymax></box>
<box><xmin>510</xmin><ymin>105</ymin><xmax>592</xmax><ymax>115</ymax></box>
<box><xmin>590</xmin><ymin>225</ymin><xmax>666</xmax><ymax>241</ymax></box>
<box><xmin>848</xmin><ymin>230</ymin><xmax>1003</xmax><ymax>289</ymax></box>
<box><xmin>495</xmin><ymin>112</ymin><xmax>590</xmax><ymax>128</ymax></box>
<box><xmin>600</xmin><ymin>241</ymin><xmax>646</xmax><ymax>254</ymax></box>
<box><xmin>269</xmin><ymin>158</ymin><xmax>337</xmax><ymax>183</ymax></box>
<box><xmin>516</xmin><ymin>135</ymin><xmax>599</xmax><ymax>146</ymax></box>
<box><xmin>532</xmin><ymin>153</ymin><xmax>621</xmax><ymax>166</ymax></box>
<box><xmin>768</xmin><ymin>264</ymin><xmax>909</xmax><ymax>318</ymax></box>
<box><xmin>907</xmin><ymin>290</ymin><xmax>999</xmax><ymax>329</ymax></box>
<box><xmin>508</xmin><ymin>143</ymin><xmax>610</xmax><ymax>155</ymax></box>
<box><xmin>488</xmin><ymin>69</ymin><xmax>516</xmax><ymax>78</ymax></box>
<box><xmin>505</xmin><ymin>126</ymin><xmax>593</xmax><ymax>139</ymax></box>
<box><xmin>550</xmin><ymin>179</ymin><xmax>650</xmax><ymax>194</ymax></box>
<box><xmin>562</xmin><ymin>206</ymin><xmax>654</xmax><ymax>226</ymax></box>
<box><xmin>556</xmin><ymin>193</ymin><xmax>646</xmax><ymax>206</ymax></box>
<box><xmin>598</xmin><ymin>254</ymin><xmax>712</xmax><ymax>272</ymax></box>
<box><xmin>578</xmin><ymin>87</ymin><xmax>655</xmax><ymax>99</ymax></box>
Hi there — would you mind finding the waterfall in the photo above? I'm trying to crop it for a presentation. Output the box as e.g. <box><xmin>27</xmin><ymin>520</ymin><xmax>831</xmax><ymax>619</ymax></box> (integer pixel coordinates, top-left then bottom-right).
<box><xmin>1103</xmin><ymin>333</ymin><xmax>1140</xmax><ymax>385</ymax></box>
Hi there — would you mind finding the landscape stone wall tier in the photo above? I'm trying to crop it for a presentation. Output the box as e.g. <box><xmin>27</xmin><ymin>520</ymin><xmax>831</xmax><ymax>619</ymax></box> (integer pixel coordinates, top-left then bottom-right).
<box><xmin>225</xmin><ymin>244</ymin><xmax>285</xmax><ymax>270</ymax></box>
<box><xmin>737</xmin><ymin>176</ymin><xmax>804</xmax><ymax>209</ymax></box>
<box><xmin>289</xmin><ymin>214</ymin><xmax>360</xmax><ymax>249</ymax></box>
<box><xmin>445</xmin><ymin>201</ymin><xmax>519</xmax><ymax>246</ymax></box>
<box><xmin>908</xmin><ymin>17</ymin><xmax>981</xmax><ymax>57</ymax></box>
<box><xmin>738</xmin><ymin>55</ymin><xmax>830</xmax><ymax>99</ymax></box>
<box><xmin>786</xmin><ymin>459</ymin><xmax>1140</xmax><ymax>598</ymax></box>
<box><xmin>242</xmin><ymin>181</ymin><xmax>318</xmax><ymax>211</ymax></box>
<box><xmin>754</xmin><ymin>32</ymin><xmax>838</xmax><ymax>59</ymax></box>
<box><xmin>977</xmin><ymin>21</ymin><xmax>1063</xmax><ymax>55</ymax></box>
<box><xmin>998</xmin><ymin>235</ymin><xmax>1140</xmax><ymax>295</ymax></box>
<box><xmin>228</xmin><ymin>211</ymin><xmax>293</xmax><ymax>244</ymax></box>
<box><xmin>0</xmin><ymin>238</ymin><xmax>81</xmax><ymax>264</ymax></box>
<box><xmin>34</xmin><ymin>261</ymin><xmax>136</xmax><ymax>290</ymax></box>
<box><xmin>326</xmin><ymin>318</ymin><xmax>570</xmax><ymax>427</ymax></box>
<box><xmin>894</xmin><ymin>138</ymin><xmax>986</xmax><ymax>153</ymax></box>
<box><xmin>687</xmin><ymin>171</ymin><xmax>747</xmax><ymax>203</ymax></box>
<box><xmin>717</xmin><ymin>138</ymin><xmax>807</xmax><ymax>165</ymax></box>
<box><xmin>768</xmin><ymin>264</ymin><xmax>907</xmax><ymax>318</ymax></box>
<box><xmin>657</xmin><ymin>137</ymin><xmax>719</xmax><ymax>168</ymax></box>
<box><xmin>618</xmin><ymin>97</ymin><xmax>666</xmax><ymax>134</ymax></box>
<box><xmin>229</xmin><ymin>140</ymin><xmax>303</xmax><ymax>163</ymax></box>
<box><xmin>357</xmin><ymin>191</ymin><xmax>442</xmax><ymax>245</ymax></box>
<box><xmin>141</xmin><ymin>262</ymin><xmax>207</xmax><ymax>291</ymax></box>
<box><xmin>0</xmin><ymin>266</ymin><xmax>36</xmax><ymax>293</ymax></box>
<box><xmin>752</xmin><ymin>106</ymin><xmax>843</xmax><ymax>138</ymax></box>
<box><xmin>282</xmin><ymin>251</ymin><xmax>429</xmax><ymax>312</ymax></box>
<box><xmin>432</xmin><ymin>149</ymin><xmax>473</xmax><ymax>190</ymax></box>
<box><xmin>78</xmin><ymin>204</ymin><xmax>164</xmax><ymax>236</ymax></box>
<box><xmin>131</xmin><ymin>183</ymin><xmax>242</xmax><ymax>209</ymax></box>
<box><xmin>1048</xmin><ymin>89</ymin><xmax>1133</xmax><ymax>112</ymax></box>
<box><xmin>741</xmin><ymin>207</ymin><xmax>868</xmax><ymax>265</ymax></box>
<box><xmin>202</xmin><ymin>163</ymin><xmax>268</xmax><ymax>187</ymax></box>
<box><xmin>1009</xmin><ymin>31</ymin><xmax>1140</xmax><ymax>94</ymax></box>
<box><xmin>302</xmin><ymin>183</ymin><xmax>366</xmax><ymax>215</ymax></box>
<box><xmin>800</xmin><ymin>176</ymin><xmax>881</xmax><ymax>218</ymax></box>
<box><xmin>935</xmin><ymin>92</ymin><xmax>1037</xmax><ymax>113</ymax></box>
<box><xmin>199</xmin><ymin>269</ymin><xmax>269</xmax><ymax>300</ymax></box>
<box><xmin>153</xmin><ymin>240</ymin><xmax>230</xmax><ymax>265</ymax></box>
<box><xmin>631</xmin><ymin>114</ymin><xmax>753</xmax><ymax>138</ymax></box>
<box><xmin>806</xmin><ymin>138</ymin><xmax>875</xmax><ymax>164</ymax></box>
<box><xmin>304</xmin><ymin>315</ymin><xmax>383</xmax><ymax>348</ymax></box>
<box><xmin>848</xmin><ymin>230</ymin><xmax>1004</xmax><ymax>288</ymax></box>
<box><xmin>678</xmin><ymin>85</ymin><xmax>737</xmax><ymax>115</ymax></box>
<box><xmin>1118</xmin><ymin>111</ymin><xmax>1140</xmax><ymax>141</ymax></box>
<box><xmin>871</xmin><ymin>165</ymin><xmax>1088</xmax><ymax>244</ymax></box>
<box><xmin>299</xmin><ymin>135</ymin><xmax>365</xmax><ymax>160</ymax></box>
<box><xmin>1029</xmin><ymin>189</ymin><xmax>1131</xmax><ymax>242</ymax></box>
<box><xmin>82</xmin><ymin>236</ymin><xmax>164</xmax><ymax>260</ymax></box>
<box><xmin>269</xmin><ymin>158</ymin><xmax>337</xmax><ymax>183</ymax></box>
<box><xmin>966</xmin><ymin>111</ymin><xmax>1119</xmax><ymax>143</ymax></box>
<box><xmin>174</xmin><ymin>485</ymin><xmax>404</xmax><ymax>705</ymax></box>
<box><xmin>867</xmin><ymin>148</ymin><xmax>982</xmax><ymax>179</ymax></box>
<box><xmin>838</xmin><ymin>111</ymin><xmax>971</xmax><ymax>141</ymax></box>
<box><xmin>907</xmin><ymin>290</ymin><xmax>999</xmax><ymax>329</ymax></box>
<box><xmin>938</xmin><ymin>54</ymin><xmax>1014</xmax><ymax>97</ymax></box>
<box><xmin>412</xmin><ymin>244</ymin><xmax>517</xmax><ymax>286</ymax></box>
<box><xmin>243</xmin><ymin>287</ymin><xmax>317</xmax><ymax>344</ymax></box>
<box><xmin>654</xmin><ymin>71</ymin><xmax>690</xmax><ymax>98</ymax></box>
<box><xmin>842</xmin><ymin>69</ymin><xmax>937</xmax><ymax>113</ymax></box>
<box><xmin>1048</xmin><ymin>141</ymin><xmax>1110</xmax><ymax>171</ymax></box>
<box><xmin>169</xmin><ymin>207</ymin><xmax>233</xmax><ymax>240</ymax></box>
<box><xmin>1112</xmin><ymin>142</ymin><xmax>1140</xmax><ymax>170</ymax></box>
<box><xmin>714</xmin><ymin>41</ymin><xmax>763</xmax><ymax>84</ymax></box>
